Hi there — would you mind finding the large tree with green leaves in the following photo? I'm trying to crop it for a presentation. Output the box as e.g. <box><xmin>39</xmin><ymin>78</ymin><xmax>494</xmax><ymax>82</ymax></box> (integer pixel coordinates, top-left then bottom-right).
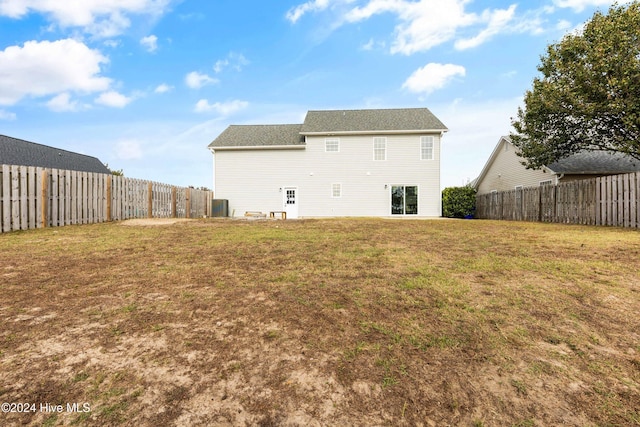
<box><xmin>511</xmin><ymin>2</ymin><xmax>640</xmax><ymax>169</ymax></box>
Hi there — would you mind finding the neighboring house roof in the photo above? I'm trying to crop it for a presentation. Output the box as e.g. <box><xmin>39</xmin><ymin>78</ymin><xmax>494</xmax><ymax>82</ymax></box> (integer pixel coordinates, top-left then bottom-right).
<box><xmin>209</xmin><ymin>124</ymin><xmax>304</xmax><ymax>149</ymax></box>
<box><xmin>208</xmin><ymin>108</ymin><xmax>448</xmax><ymax>149</ymax></box>
<box><xmin>547</xmin><ymin>150</ymin><xmax>640</xmax><ymax>175</ymax></box>
<box><xmin>0</xmin><ymin>134</ymin><xmax>110</xmax><ymax>174</ymax></box>
<box><xmin>300</xmin><ymin>108</ymin><xmax>448</xmax><ymax>135</ymax></box>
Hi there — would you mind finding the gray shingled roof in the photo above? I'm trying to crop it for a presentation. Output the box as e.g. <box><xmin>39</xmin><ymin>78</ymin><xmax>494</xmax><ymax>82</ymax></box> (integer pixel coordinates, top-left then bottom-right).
<box><xmin>548</xmin><ymin>150</ymin><xmax>640</xmax><ymax>174</ymax></box>
<box><xmin>0</xmin><ymin>134</ymin><xmax>111</xmax><ymax>174</ymax></box>
<box><xmin>209</xmin><ymin>124</ymin><xmax>304</xmax><ymax>148</ymax></box>
<box><xmin>300</xmin><ymin>108</ymin><xmax>448</xmax><ymax>134</ymax></box>
<box><xmin>209</xmin><ymin>108</ymin><xmax>448</xmax><ymax>148</ymax></box>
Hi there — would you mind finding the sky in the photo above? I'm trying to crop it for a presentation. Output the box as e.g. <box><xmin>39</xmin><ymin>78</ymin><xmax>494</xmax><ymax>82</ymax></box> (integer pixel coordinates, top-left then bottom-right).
<box><xmin>0</xmin><ymin>0</ymin><xmax>629</xmax><ymax>189</ymax></box>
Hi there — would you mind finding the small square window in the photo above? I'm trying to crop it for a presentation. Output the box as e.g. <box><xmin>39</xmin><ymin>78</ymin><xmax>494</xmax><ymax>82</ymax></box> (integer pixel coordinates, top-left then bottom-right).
<box><xmin>421</xmin><ymin>136</ymin><xmax>434</xmax><ymax>160</ymax></box>
<box><xmin>332</xmin><ymin>183</ymin><xmax>341</xmax><ymax>198</ymax></box>
<box><xmin>325</xmin><ymin>138</ymin><xmax>339</xmax><ymax>152</ymax></box>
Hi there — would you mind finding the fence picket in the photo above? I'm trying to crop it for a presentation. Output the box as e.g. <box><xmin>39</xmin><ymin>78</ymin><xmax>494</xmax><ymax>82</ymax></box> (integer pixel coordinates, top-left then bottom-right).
<box><xmin>0</xmin><ymin>163</ymin><xmax>214</xmax><ymax>233</ymax></box>
<box><xmin>477</xmin><ymin>172</ymin><xmax>640</xmax><ymax>229</ymax></box>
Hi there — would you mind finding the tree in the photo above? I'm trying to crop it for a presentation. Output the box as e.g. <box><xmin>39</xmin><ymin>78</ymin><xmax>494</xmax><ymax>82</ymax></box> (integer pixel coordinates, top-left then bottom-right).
<box><xmin>105</xmin><ymin>163</ymin><xmax>124</xmax><ymax>176</ymax></box>
<box><xmin>511</xmin><ymin>2</ymin><xmax>640</xmax><ymax>169</ymax></box>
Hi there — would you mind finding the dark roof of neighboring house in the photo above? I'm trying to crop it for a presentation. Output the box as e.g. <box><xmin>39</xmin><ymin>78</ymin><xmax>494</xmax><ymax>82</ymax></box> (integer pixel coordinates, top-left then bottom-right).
<box><xmin>0</xmin><ymin>134</ymin><xmax>110</xmax><ymax>174</ymax></box>
<box><xmin>300</xmin><ymin>108</ymin><xmax>448</xmax><ymax>134</ymax></box>
<box><xmin>209</xmin><ymin>124</ymin><xmax>305</xmax><ymax>149</ymax></box>
<box><xmin>548</xmin><ymin>150</ymin><xmax>640</xmax><ymax>174</ymax></box>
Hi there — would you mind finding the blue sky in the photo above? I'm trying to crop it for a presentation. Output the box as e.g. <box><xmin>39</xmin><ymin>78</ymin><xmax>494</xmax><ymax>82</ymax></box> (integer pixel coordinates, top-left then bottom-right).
<box><xmin>0</xmin><ymin>0</ymin><xmax>627</xmax><ymax>189</ymax></box>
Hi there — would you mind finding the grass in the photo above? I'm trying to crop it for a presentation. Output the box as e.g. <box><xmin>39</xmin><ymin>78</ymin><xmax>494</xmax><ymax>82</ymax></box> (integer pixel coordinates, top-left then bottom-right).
<box><xmin>0</xmin><ymin>218</ymin><xmax>638</xmax><ymax>426</ymax></box>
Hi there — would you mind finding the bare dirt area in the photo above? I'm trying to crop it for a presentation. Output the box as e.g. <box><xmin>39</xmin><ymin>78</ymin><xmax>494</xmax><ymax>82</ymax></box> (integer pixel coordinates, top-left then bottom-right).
<box><xmin>0</xmin><ymin>219</ymin><xmax>639</xmax><ymax>426</ymax></box>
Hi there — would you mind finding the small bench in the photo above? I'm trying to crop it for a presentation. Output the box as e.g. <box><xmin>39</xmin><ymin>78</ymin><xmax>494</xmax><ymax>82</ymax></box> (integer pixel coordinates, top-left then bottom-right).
<box><xmin>269</xmin><ymin>211</ymin><xmax>287</xmax><ymax>220</ymax></box>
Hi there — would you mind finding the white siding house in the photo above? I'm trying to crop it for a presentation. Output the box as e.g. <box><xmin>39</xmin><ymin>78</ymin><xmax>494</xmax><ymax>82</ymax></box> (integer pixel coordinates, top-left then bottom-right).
<box><xmin>474</xmin><ymin>135</ymin><xmax>640</xmax><ymax>194</ymax></box>
<box><xmin>208</xmin><ymin>108</ymin><xmax>448</xmax><ymax>218</ymax></box>
<box><xmin>474</xmin><ymin>136</ymin><xmax>551</xmax><ymax>194</ymax></box>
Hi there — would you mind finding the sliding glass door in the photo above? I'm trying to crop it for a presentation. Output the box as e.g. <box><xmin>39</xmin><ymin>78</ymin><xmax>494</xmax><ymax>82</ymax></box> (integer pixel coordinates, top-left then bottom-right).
<box><xmin>391</xmin><ymin>186</ymin><xmax>418</xmax><ymax>215</ymax></box>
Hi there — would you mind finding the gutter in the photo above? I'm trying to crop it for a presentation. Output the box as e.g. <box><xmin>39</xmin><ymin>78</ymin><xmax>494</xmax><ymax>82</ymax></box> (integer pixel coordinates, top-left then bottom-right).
<box><xmin>208</xmin><ymin>145</ymin><xmax>306</xmax><ymax>151</ymax></box>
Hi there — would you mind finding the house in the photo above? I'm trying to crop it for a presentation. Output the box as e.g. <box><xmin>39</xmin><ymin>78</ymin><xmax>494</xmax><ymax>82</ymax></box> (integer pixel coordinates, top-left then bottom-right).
<box><xmin>0</xmin><ymin>134</ymin><xmax>110</xmax><ymax>174</ymax></box>
<box><xmin>473</xmin><ymin>135</ymin><xmax>640</xmax><ymax>194</ymax></box>
<box><xmin>208</xmin><ymin>108</ymin><xmax>448</xmax><ymax>218</ymax></box>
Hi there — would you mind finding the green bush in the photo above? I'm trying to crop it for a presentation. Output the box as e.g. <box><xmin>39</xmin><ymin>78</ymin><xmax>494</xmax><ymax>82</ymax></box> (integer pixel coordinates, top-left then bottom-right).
<box><xmin>442</xmin><ymin>186</ymin><xmax>476</xmax><ymax>218</ymax></box>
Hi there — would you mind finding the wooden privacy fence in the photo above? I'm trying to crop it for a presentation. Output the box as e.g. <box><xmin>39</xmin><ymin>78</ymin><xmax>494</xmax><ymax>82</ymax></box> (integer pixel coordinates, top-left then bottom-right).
<box><xmin>476</xmin><ymin>172</ymin><xmax>640</xmax><ymax>228</ymax></box>
<box><xmin>0</xmin><ymin>164</ymin><xmax>214</xmax><ymax>233</ymax></box>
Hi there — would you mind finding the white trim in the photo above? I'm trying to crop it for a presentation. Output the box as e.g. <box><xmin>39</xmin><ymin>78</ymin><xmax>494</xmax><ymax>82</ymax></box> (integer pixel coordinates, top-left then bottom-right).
<box><xmin>301</xmin><ymin>129</ymin><xmax>448</xmax><ymax>136</ymax></box>
<box><xmin>211</xmin><ymin>145</ymin><xmax>306</xmax><ymax>151</ymax></box>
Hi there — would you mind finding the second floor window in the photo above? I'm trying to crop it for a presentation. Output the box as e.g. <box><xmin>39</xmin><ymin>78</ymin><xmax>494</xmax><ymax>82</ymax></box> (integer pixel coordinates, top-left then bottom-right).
<box><xmin>325</xmin><ymin>138</ymin><xmax>339</xmax><ymax>152</ymax></box>
<box><xmin>421</xmin><ymin>136</ymin><xmax>434</xmax><ymax>160</ymax></box>
<box><xmin>373</xmin><ymin>137</ymin><xmax>386</xmax><ymax>161</ymax></box>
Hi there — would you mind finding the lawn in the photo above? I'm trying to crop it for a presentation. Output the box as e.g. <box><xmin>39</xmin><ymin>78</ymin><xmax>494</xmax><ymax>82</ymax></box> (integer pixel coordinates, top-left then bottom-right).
<box><xmin>0</xmin><ymin>218</ymin><xmax>639</xmax><ymax>426</ymax></box>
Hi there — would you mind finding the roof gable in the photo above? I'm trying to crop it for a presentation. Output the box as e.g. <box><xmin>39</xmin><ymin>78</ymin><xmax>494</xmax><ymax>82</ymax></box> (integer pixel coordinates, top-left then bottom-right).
<box><xmin>0</xmin><ymin>135</ymin><xmax>110</xmax><ymax>174</ymax></box>
<box><xmin>300</xmin><ymin>108</ymin><xmax>448</xmax><ymax>134</ymax></box>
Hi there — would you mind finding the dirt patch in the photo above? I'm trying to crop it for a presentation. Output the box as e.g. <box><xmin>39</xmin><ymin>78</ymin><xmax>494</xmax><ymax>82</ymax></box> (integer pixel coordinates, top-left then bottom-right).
<box><xmin>0</xmin><ymin>219</ymin><xmax>638</xmax><ymax>426</ymax></box>
<box><xmin>119</xmin><ymin>218</ymin><xmax>197</xmax><ymax>226</ymax></box>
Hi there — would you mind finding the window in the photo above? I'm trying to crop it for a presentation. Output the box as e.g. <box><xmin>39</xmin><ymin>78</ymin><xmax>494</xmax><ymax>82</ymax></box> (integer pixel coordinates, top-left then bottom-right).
<box><xmin>332</xmin><ymin>183</ymin><xmax>341</xmax><ymax>198</ymax></box>
<box><xmin>540</xmin><ymin>180</ymin><xmax>553</xmax><ymax>186</ymax></box>
<box><xmin>391</xmin><ymin>186</ymin><xmax>418</xmax><ymax>215</ymax></box>
<box><xmin>421</xmin><ymin>136</ymin><xmax>434</xmax><ymax>160</ymax></box>
<box><xmin>373</xmin><ymin>137</ymin><xmax>386</xmax><ymax>161</ymax></box>
<box><xmin>325</xmin><ymin>138</ymin><xmax>339</xmax><ymax>152</ymax></box>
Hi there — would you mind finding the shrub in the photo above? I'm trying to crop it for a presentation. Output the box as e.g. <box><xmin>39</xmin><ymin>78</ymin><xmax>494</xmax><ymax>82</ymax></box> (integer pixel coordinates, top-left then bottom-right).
<box><xmin>442</xmin><ymin>186</ymin><xmax>476</xmax><ymax>218</ymax></box>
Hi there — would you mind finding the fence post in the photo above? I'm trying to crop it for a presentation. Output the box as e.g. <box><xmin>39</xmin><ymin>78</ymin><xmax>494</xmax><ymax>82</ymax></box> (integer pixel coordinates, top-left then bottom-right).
<box><xmin>106</xmin><ymin>175</ymin><xmax>112</xmax><ymax>222</ymax></box>
<box><xmin>41</xmin><ymin>169</ymin><xmax>48</xmax><ymax>228</ymax></box>
<box><xmin>148</xmin><ymin>182</ymin><xmax>153</xmax><ymax>218</ymax></box>
<box><xmin>172</xmin><ymin>187</ymin><xmax>177</xmax><ymax>218</ymax></box>
<box><xmin>186</xmin><ymin>188</ymin><xmax>191</xmax><ymax>219</ymax></box>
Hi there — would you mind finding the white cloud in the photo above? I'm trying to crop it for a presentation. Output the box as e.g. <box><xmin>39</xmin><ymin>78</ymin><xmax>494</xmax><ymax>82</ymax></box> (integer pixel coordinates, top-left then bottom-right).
<box><xmin>0</xmin><ymin>0</ymin><xmax>172</xmax><ymax>37</ymax></box>
<box><xmin>0</xmin><ymin>39</ymin><xmax>111</xmax><ymax>106</ymax></box>
<box><xmin>402</xmin><ymin>63</ymin><xmax>466</xmax><ymax>95</ymax></box>
<box><xmin>185</xmin><ymin>71</ymin><xmax>219</xmax><ymax>89</ymax></box>
<box><xmin>95</xmin><ymin>90</ymin><xmax>132</xmax><ymax>108</ymax></box>
<box><xmin>553</xmin><ymin>0</ymin><xmax>621</xmax><ymax>12</ymax></box>
<box><xmin>115</xmin><ymin>139</ymin><xmax>143</xmax><ymax>160</ymax></box>
<box><xmin>140</xmin><ymin>34</ymin><xmax>158</xmax><ymax>52</ymax></box>
<box><xmin>154</xmin><ymin>83</ymin><xmax>172</xmax><ymax>93</ymax></box>
<box><xmin>289</xmin><ymin>0</ymin><xmax>539</xmax><ymax>54</ymax></box>
<box><xmin>454</xmin><ymin>5</ymin><xmax>517</xmax><ymax>50</ymax></box>
<box><xmin>47</xmin><ymin>92</ymin><xmax>80</xmax><ymax>112</ymax></box>
<box><xmin>214</xmin><ymin>52</ymin><xmax>250</xmax><ymax>73</ymax></box>
<box><xmin>0</xmin><ymin>109</ymin><xmax>16</xmax><ymax>120</ymax></box>
<box><xmin>286</xmin><ymin>0</ymin><xmax>331</xmax><ymax>23</ymax></box>
<box><xmin>194</xmin><ymin>99</ymin><xmax>249</xmax><ymax>115</ymax></box>
<box><xmin>344</xmin><ymin>0</ymin><xmax>477</xmax><ymax>54</ymax></box>
<box><xmin>360</xmin><ymin>38</ymin><xmax>386</xmax><ymax>51</ymax></box>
